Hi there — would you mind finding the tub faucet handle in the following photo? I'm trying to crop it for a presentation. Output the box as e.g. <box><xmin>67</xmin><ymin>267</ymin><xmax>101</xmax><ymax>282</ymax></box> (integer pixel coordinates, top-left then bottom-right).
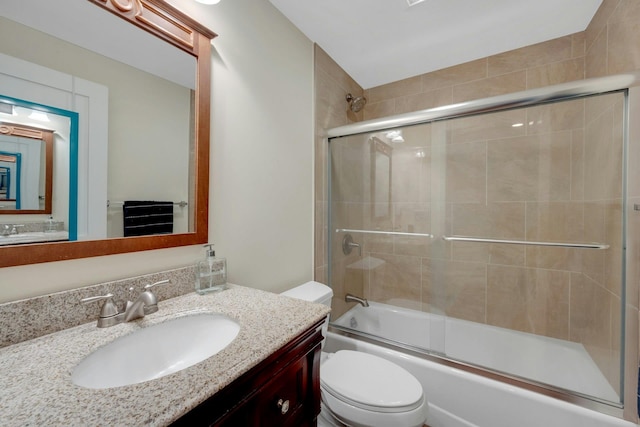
<box><xmin>342</xmin><ymin>234</ymin><xmax>362</xmax><ymax>256</ymax></box>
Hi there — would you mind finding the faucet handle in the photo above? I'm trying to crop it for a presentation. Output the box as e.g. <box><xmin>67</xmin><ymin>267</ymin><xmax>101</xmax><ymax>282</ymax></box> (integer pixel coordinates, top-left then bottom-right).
<box><xmin>81</xmin><ymin>293</ymin><xmax>121</xmax><ymax>327</ymax></box>
<box><xmin>144</xmin><ymin>279</ymin><xmax>171</xmax><ymax>290</ymax></box>
<box><xmin>141</xmin><ymin>279</ymin><xmax>171</xmax><ymax>315</ymax></box>
<box><xmin>81</xmin><ymin>293</ymin><xmax>118</xmax><ymax>317</ymax></box>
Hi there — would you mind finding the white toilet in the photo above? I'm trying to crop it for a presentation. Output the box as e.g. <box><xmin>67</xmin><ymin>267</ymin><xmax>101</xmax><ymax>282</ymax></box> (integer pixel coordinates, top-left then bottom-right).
<box><xmin>281</xmin><ymin>281</ymin><xmax>428</xmax><ymax>427</ymax></box>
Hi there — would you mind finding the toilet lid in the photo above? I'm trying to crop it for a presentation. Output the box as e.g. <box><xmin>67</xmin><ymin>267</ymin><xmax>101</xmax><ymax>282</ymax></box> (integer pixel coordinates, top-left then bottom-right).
<box><xmin>321</xmin><ymin>350</ymin><xmax>424</xmax><ymax>413</ymax></box>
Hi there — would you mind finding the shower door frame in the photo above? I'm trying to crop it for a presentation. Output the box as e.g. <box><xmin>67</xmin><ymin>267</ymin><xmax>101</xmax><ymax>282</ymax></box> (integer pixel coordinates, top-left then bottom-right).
<box><xmin>326</xmin><ymin>72</ymin><xmax>640</xmax><ymax>420</ymax></box>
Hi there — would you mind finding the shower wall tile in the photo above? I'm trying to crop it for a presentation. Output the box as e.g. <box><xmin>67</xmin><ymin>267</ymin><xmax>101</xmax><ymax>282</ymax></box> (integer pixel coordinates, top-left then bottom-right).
<box><xmin>421</xmin><ymin>58</ymin><xmax>488</xmax><ymax>92</ymax></box>
<box><xmin>488</xmin><ymin>37</ymin><xmax>573</xmax><ymax>77</ymax></box>
<box><xmin>391</xmin><ymin>147</ymin><xmax>430</xmax><ymax>203</ymax></box>
<box><xmin>526</xmin><ymin>58</ymin><xmax>585</xmax><ymax>90</ymax></box>
<box><xmin>584</xmin><ymin>109</ymin><xmax>623</xmax><ymax>201</ymax></box>
<box><xmin>331</xmin><ymin>141</ymin><xmax>370</xmax><ymax>203</ymax></box>
<box><xmin>315</xmin><ymin>45</ymin><xmax>362</xmax><ymax>100</ymax></box>
<box><xmin>585</xmin><ymin>25</ymin><xmax>608</xmax><ymax>78</ymax></box>
<box><xmin>392</xmin><ymin>202</ymin><xmax>431</xmax><ymax>258</ymax></box>
<box><xmin>451</xmin><ymin>202</ymin><xmax>525</xmax><ymax>240</ymax></box>
<box><xmin>487</xmin><ymin>132</ymin><xmax>572</xmax><ymax>202</ymax></box>
<box><xmin>486</xmin><ymin>266</ymin><xmax>570</xmax><ymax>340</ymax></box>
<box><xmin>607</xmin><ymin>10</ymin><xmax>640</xmax><ymax>75</ymax></box>
<box><xmin>585</xmin><ymin>91</ymin><xmax>621</xmax><ymax>124</ymax></box>
<box><xmin>452</xmin><ymin>70</ymin><xmax>527</xmax><ymax>104</ymax></box>
<box><xmin>445</xmin><ymin>141</ymin><xmax>486</xmax><ymax>203</ymax></box>
<box><xmin>448</xmin><ymin>109</ymin><xmax>526</xmax><ymax>144</ymax></box>
<box><xmin>571</xmin><ymin>32</ymin><xmax>587</xmax><ymax>58</ymax></box>
<box><xmin>582</xmin><ymin>202</ymin><xmax>606</xmax><ymax>286</ymax></box>
<box><xmin>570</xmin><ymin>130</ymin><xmax>585</xmax><ymax>201</ymax></box>
<box><xmin>569</xmin><ymin>273</ymin><xmax>612</xmax><ymax>349</ymax></box>
<box><xmin>608</xmin><ymin>0</ymin><xmax>640</xmax><ymax>23</ymax></box>
<box><xmin>422</xmin><ymin>259</ymin><xmax>486</xmax><ymax>322</ymax></box>
<box><xmin>369</xmin><ymin>253</ymin><xmax>422</xmax><ymax>309</ymax></box>
<box><xmin>525</xmin><ymin>100</ymin><xmax>584</xmax><ymax>134</ymax></box>
<box><xmin>366</xmin><ymin>75</ymin><xmax>422</xmax><ymax>104</ymax></box>
<box><xmin>450</xmin><ymin>189</ymin><xmax>525</xmax><ymax>267</ymax></box>
<box><xmin>363</xmin><ymin>99</ymin><xmax>395</xmax><ymax>121</ymax></box>
<box><xmin>315</xmin><ymin>67</ymin><xmax>353</xmax><ymax>129</ymax></box>
<box><xmin>525</xmin><ymin>202</ymin><xmax>585</xmax><ymax>272</ymax></box>
<box><xmin>452</xmin><ymin>240</ymin><xmax>526</xmax><ymax>267</ymax></box>
<box><xmin>394</xmin><ymin>87</ymin><xmax>453</xmax><ymax>115</ymax></box>
<box><xmin>570</xmin><ymin>273</ymin><xmax>619</xmax><ymax>393</ymax></box>
<box><xmin>584</xmin><ymin>0</ymin><xmax>619</xmax><ymax>52</ymax></box>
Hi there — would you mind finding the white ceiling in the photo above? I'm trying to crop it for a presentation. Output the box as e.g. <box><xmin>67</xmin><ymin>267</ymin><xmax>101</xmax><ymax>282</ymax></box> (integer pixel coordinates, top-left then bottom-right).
<box><xmin>269</xmin><ymin>0</ymin><xmax>603</xmax><ymax>89</ymax></box>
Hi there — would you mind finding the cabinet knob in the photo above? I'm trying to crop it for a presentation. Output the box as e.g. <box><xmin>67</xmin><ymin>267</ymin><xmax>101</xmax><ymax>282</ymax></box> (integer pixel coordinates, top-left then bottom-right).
<box><xmin>277</xmin><ymin>398</ymin><xmax>290</xmax><ymax>415</ymax></box>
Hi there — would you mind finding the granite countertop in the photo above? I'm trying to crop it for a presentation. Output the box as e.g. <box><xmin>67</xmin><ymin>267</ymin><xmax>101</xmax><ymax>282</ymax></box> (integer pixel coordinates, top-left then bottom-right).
<box><xmin>0</xmin><ymin>285</ymin><xmax>330</xmax><ymax>426</ymax></box>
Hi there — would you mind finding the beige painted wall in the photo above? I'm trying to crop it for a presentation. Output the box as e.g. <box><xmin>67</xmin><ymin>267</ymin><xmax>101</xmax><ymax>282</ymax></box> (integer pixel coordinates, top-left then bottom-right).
<box><xmin>0</xmin><ymin>16</ymin><xmax>192</xmax><ymax>236</ymax></box>
<box><xmin>0</xmin><ymin>0</ymin><xmax>315</xmax><ymax>301</ymax></box>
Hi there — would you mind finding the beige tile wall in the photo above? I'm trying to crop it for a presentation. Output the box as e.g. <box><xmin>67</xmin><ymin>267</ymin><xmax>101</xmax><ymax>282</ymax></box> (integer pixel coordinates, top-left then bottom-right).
<box><xmin>314</xmin><ymin>0</ymin><xmax>640</xmax><ymax>420</ymax></box>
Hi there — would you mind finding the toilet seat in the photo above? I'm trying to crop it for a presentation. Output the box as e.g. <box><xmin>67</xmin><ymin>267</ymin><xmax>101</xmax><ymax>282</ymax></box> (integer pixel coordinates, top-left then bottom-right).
<box><xmin>322</xmin><ymin>350</ymin><xmax>424</xmax><ymax>412</ymax></box>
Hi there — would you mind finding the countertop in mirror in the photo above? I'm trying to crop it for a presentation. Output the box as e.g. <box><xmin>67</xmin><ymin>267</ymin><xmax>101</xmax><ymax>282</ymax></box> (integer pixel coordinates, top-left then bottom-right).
<box><xmin>0</xmin><ymin>286</ymin><xmax>330</xmax><ymax>426</ymax></box>
<box><xmin>0</xmin><ymin>231</ymin><xmax>68</xmax><ymax>246</ymax></box>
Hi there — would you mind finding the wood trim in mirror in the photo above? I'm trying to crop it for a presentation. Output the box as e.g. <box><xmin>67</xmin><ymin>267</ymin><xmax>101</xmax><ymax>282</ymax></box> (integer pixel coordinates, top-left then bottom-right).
<box><xmin>0</xmin><ymin>123</ymin><xmax>53</xmax><ymax>215</ymax></box>
<box><xmin>0</xmin><ymin>0</ymin><xmax>216</xmax><ymax>267</ymax></box>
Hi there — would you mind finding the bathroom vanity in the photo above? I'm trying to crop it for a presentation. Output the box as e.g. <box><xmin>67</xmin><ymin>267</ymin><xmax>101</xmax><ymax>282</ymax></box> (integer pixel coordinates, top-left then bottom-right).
<box><xmin>0</xmin><ymin>285</ymin><xmax>329</xmax><ymax>426</ymax></box>
<box><xmin>175</xmin><ymin>316</ymin><xmax>322</xmax><ymax>426</ymax></box>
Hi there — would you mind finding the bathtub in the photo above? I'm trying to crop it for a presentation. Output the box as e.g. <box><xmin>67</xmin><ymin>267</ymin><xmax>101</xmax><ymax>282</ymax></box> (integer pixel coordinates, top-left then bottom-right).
<box><xmin>328</xmin><ymin>302</ymin><xmax>633</xmax><ymax>427</ymax></box>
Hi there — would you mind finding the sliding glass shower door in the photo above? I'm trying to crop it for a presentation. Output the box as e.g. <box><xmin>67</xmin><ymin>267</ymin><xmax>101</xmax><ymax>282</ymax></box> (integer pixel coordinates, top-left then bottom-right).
<box><xmin>328</xmin><ymin>90</ymin><xmax>627</xmax><ymax>405</ymax></box>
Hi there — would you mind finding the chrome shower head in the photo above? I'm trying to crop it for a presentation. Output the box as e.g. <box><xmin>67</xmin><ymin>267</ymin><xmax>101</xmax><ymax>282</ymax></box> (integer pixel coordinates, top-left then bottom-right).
<box><xmin>346</xmin><ymin>93</ymin><xmax>367</xmax><ymax>113</ymax></box>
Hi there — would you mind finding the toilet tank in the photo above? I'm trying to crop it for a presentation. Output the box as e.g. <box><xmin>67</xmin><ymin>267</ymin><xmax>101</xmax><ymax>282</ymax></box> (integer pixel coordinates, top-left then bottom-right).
<box><xmin>281</xmin><ymin>281</ymin><xmax>333</xmax><ymax>348</ymax></box>
<box><xmin>281</xmin><ymin>281</ymin><xmax>333</xmax><ymax>307</ymax></box>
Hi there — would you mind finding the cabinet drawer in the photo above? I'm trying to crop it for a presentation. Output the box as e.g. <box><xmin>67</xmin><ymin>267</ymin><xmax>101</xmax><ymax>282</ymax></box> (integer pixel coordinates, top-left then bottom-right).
<box><xmin>251</xmin><ymin>355</ymin><xmax>309</xmax><ymax>426</ymax></box>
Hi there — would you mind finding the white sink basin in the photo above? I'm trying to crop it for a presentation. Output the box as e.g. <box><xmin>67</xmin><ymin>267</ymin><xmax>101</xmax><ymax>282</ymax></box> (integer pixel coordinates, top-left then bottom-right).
<box><xmin>71</xmin><ymin>313</ymin><xmax>240</xmax><ymax>389</ymax></box>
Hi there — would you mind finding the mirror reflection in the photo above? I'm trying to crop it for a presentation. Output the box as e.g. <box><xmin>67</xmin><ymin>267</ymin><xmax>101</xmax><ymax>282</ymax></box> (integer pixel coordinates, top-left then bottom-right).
<box><xmin>370</xmin><ymin>137</ymin><xmax>392</xmax><ymax>220</ymax></box>
<box><xmin>0</xmin><ymin>103</ymin><xmax>60</xmax><ymax>214</ymax></box>
<box><xmin>0</xmin><ymin>0</ymin><xmax>197</xmax><ymax>245</ymax></box>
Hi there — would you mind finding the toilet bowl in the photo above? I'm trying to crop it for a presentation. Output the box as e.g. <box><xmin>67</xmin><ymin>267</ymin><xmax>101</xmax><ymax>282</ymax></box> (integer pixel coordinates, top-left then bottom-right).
<box><xmin>281</xmin><ymin>281</ymin><xmax>428</xmax><ymax>427</ymax></box>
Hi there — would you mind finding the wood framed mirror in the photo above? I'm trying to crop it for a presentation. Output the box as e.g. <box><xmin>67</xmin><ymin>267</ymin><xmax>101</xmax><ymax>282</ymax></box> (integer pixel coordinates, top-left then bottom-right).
<box><xmin>0</xmin><ymin>122</ymin><xmax>54</xmax><ymax>215</ymax></box>
<box><xmin>0</xmin><ymin>0</ymin><xmax>216</xmax><ymax>267</ymax></box>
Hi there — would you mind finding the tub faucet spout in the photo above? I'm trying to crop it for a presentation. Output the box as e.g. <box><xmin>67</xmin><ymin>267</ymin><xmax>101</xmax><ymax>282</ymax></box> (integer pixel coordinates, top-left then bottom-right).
<box><xmin>345</xmin><ymin>293</ymin><xmax>369</xmax><ymax>307</ymax></box>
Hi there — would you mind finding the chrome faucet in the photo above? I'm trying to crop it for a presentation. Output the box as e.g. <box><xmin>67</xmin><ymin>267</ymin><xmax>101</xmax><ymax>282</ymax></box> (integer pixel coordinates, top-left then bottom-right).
<box><xmin>345</xmin><ymin>293</ymin><xmax>369</xmax><ymax>307</ymax></box>
<box><xmin>124</xmin><ymin>279</ymin><xmax>169</xmax><ymax>321</ymax></box>
<box><xmin>81</xmin><ymin>279</ymin><xmax>171</xmax><ymax>327</ymax></box>
<box><xmin>0</xmin><ymin>224</ymin><xmax>10</xmax><ymax>237</ymax></box>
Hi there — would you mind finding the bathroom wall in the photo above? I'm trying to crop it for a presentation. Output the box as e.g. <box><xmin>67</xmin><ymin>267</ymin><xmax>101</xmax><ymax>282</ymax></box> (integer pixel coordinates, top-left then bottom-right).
<box><xmin>315</xmin><ymin>0</ymin><xmax>640</xmax><ymax>421</ymax></box>
<box><xmin>0</xmin><ymin>0</ymin><xmax>315</xmax><ymax>301</ymax></box>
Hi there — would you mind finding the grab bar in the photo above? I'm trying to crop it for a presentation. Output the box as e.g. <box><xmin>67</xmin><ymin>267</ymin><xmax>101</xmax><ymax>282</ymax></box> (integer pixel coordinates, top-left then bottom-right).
<box><xmin>336</xmin><ymin>228</ymin><xmax>434</xmax><ymax>238</ymax></box>
<box><xmin>442</xmin><ymin>235</ymin><xmax>609</xmax><ymax>249</ymax></box>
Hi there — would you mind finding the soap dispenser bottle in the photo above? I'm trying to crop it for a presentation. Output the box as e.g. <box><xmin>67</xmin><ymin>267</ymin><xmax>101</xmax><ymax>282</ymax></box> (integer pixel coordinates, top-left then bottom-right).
<box><xmin>195</xmin><ymin>244</ymin><xmax>227</xmax><ymax>294</ymax></box>
<box><xmin>44</xmin><ymin>216</ymin><xmax>56</xmax><ymax>233</ymax></box>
